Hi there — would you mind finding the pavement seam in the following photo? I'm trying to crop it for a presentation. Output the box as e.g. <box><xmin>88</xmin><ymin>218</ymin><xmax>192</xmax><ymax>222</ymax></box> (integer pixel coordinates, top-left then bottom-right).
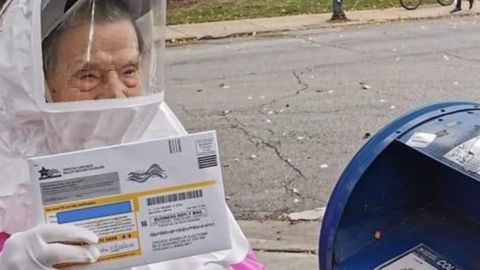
<box><xmin>288</xmin><ymin>34</ymin><xmax>376</xmax><ymax>57</ymax></box>
<box><xmin>167</xmin><ymin>25</ymin><xmax>190</xmax><ymax>37</ymax></box>
<box><xmin>317</xmin><ymin>41</ymin><xmax>375</xmax><ymax>57</ymax></box>
<box><xmin>240</xmin><ymin>19</ymin><xmax>269</xmax><ymax>30</ymax></box>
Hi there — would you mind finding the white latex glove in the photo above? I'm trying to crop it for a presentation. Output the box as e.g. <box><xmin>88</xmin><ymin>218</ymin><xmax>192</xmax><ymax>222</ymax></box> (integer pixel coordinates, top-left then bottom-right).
<box><xmin>0</xmin><ymin>224</ymin><xmax>100</xmax><ymax>270</ymax></box>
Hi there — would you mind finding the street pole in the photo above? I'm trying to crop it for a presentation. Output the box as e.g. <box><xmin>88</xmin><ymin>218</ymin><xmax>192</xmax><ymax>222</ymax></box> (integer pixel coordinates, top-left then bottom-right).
<box><xmin>331</xmin><ymin>0</ymin><xmax>347</xmax><ymax>21</ymax></box>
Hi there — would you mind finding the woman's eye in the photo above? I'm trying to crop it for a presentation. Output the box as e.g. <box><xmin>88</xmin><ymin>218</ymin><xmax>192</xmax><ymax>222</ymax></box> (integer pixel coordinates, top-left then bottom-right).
<box><xmin>123</xmin><ymin>68</ymin><xmax>137</xmax><ymax>76</ymax></box>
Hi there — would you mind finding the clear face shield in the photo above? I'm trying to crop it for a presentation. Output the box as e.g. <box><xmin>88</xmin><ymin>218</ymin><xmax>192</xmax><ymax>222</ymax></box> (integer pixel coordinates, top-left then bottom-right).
<box><xmin>40</xmin><ymin>0</ymin><xmax>165</xmax><ymax>108</ymax></box>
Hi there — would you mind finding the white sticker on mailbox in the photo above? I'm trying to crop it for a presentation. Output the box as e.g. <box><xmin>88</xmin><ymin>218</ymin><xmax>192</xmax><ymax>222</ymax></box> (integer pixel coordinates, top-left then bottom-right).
<box><xmin>375</xmin><ymin>244</ymin><xmax>464</xmax><ymax>270</ymax></box>
<box><xmin>380</xmin><ymin>253</ymin><xmax>438</xmax><ymax>270</ymax></box>
<box><xmin>444</xmin><ymin>136</ymin><xmax>480</xmax><ymax>173</ymax></box>
<box><xmin>406</xmin><ymin>132</ymin><xmax>437</xmax><ymax>148</ymax></box>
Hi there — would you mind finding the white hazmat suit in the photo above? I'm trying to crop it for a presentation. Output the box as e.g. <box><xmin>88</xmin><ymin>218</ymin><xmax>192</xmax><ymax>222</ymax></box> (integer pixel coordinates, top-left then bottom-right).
<box><xmin>0</xmin><ymin>0</ymin><xmax>266</xmax><ymax>269</ymax></box>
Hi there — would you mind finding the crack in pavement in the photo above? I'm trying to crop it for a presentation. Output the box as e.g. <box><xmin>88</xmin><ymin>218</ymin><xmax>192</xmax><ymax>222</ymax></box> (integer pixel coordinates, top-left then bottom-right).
<box><xmin>444</xmin><ymin>51</ymin><xmax>480</xmax><ymax>64</ymax></box>
<box><xmin>177</xmin><ymin>73</ymin><xmax>313</xmax><ymax>202</ymax></box>
<box><xmin>177</xmin><ymin>104</ymin><xmax>198</xmax><ymax>118</ymax></box>
<box><xmin>257</xmin><ymin>69</ymin><xmax>312</xmax><ymax>115</ymax></box>
<box><xmin>214</xmin><ymin>73</ymin><xmax>312</xmax><ymax>202</ymax></box>
<box><xmin>198</xmin><ymin>69</ymin><xmax>313</xmax><ymax>116</ymax></box>
<box><xmin>302</xmin><ymin>195</ymin><xmax>327</xmax><ymax>205</ymax></box>
<box><xmin>224</xmin><ymin>115</ymin><xmax>307</xmax><ymax>181</ymax></box>
<box><xmin>292</xmin><ymin>70</ymin><xmax>309</xmax><ymax>94</ymax></box>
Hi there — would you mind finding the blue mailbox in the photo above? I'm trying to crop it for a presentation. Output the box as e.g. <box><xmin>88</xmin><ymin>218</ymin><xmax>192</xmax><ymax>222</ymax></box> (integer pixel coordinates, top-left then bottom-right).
<box><xmin>319</xmin><ymin>101</ymin><xmax>480</xmax><ymax>270</ymax></box>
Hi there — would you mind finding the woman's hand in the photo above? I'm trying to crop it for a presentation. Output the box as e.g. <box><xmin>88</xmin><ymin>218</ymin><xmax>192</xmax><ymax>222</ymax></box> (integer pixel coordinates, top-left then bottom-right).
<box><xmin>0</xmin><ymin>224</ymin><xmax>100</xmax><ymax>270</ymax></box>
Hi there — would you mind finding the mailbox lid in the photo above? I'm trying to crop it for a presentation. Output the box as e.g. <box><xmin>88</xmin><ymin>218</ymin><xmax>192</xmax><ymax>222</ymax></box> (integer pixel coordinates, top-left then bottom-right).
<box><xmin>398</xmin><ymin>109</ymin><xmax>480</xmax><ymax>183</ymax></box>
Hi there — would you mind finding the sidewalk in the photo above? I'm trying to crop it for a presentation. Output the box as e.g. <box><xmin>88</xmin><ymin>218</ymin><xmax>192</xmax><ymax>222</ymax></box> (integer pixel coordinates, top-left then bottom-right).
<box><xmin>238</xmin><ymin>220</ymin><xmax>320</xmax><ymax>270</ymax></box>
<box><xmin>167</xmin><ymin>4</ymin><xmax>480</xmax><ymax>43</ymax></box>
<box><xmin>167</xmin><ymin>4</ymin><xmax>480</xmax><ymax>269</ymax></box>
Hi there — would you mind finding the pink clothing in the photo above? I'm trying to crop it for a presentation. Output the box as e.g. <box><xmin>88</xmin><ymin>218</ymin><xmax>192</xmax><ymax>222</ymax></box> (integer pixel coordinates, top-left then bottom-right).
<box><xmin>0</xmin><ymin>232</ymin><xmax>10</xmax><ymax>252</ymax></box>
<box><xmin>231</xmin><ymin>249</ymin><xmax>268</xmax><ymax>270</ymax></box>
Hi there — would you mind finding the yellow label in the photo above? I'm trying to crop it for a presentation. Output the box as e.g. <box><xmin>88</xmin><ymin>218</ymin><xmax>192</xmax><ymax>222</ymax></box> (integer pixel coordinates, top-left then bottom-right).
<box><xmin>44</xmin><ymin>179</ymin><xmax>216</xmax><ymax>262</ymax></box>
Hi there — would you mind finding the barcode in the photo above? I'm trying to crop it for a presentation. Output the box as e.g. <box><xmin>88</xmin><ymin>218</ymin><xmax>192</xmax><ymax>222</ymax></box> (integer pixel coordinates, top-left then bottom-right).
<box><xmin>168</xmin><ymin>139</ymin><xmax>182</xmax><ymax>154</ymax></box>
<box><xmin>147</xmin><ymin>190</ymin><xmax>203</xmax><ymax>206</ymax></box>
<box><xmin>198</xmin><ymin>155</ymin><xmax>218</xmax><ymax>169</ymax></box>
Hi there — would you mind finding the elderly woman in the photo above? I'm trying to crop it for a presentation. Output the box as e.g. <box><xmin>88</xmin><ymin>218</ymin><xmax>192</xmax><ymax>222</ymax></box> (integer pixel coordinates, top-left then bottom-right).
<box><xmin>0</xmin><ymin>0</ymin><xmax>266</xmax><ymax>269</ymax></box>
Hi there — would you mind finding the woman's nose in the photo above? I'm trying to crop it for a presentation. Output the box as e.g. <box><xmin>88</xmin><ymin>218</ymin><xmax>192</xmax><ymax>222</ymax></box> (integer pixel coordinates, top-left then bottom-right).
<box><xmin>102</xmin><ymin>73</ymin><xmax>127</xmax><ymax>99</ymax></box>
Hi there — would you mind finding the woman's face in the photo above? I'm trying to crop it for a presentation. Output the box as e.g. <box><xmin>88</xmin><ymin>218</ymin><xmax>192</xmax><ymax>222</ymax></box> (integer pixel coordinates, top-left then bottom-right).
<box><xmin>47</xmin><ymin>19</ymin><xmax>142</xmax><ymax>102</ymax></box>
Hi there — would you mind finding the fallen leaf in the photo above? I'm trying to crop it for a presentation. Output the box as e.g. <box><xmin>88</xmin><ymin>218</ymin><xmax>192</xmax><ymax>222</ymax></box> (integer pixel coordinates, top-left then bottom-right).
<box><xmin>219</xmin><ymin>83</ymin><xmax>230</xmax><ymax>89</ymax></box>
<box><xmin>359</xmin><ymin>82</ymin><xmax>371</xmax><ymax>90</ymax></box>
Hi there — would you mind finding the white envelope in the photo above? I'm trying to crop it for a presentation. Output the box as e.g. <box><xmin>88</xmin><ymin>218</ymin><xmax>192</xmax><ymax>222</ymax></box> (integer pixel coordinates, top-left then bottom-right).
<box><xmin>28</xmin><ymin>131</ymin><xmax>231</xmax><ymax>270</ymax></box>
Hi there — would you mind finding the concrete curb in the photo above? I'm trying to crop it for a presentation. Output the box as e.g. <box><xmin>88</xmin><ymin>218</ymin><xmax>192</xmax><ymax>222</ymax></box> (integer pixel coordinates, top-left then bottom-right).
<box><xmin>166</xmin><ymin>5</ymin><xmax>480</xmax><ymax>45</ymax></box>
<box><xmin>238</xmin><ymin>220</ymin><xmax>320</xmax><ymax>253</ymax></box>
<box><xmin>238</xmin><ymin>220</ymin><xmax>320</xmax><ymax>270</ymax></box>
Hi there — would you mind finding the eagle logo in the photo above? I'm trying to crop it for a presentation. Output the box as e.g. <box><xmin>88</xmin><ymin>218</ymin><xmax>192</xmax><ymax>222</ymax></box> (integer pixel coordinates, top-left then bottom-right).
<box><xmin>38</xmin><ymin>167</ymin><xmax>62</xmax><ymax>180</ymax></box>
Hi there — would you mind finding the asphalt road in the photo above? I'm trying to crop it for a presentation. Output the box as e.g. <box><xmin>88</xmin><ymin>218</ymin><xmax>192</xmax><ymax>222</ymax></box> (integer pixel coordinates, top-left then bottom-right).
<box><xmin>165</xmin><ymin>16</ymin><xmax>480</xmax><ymax>220</ymax></box>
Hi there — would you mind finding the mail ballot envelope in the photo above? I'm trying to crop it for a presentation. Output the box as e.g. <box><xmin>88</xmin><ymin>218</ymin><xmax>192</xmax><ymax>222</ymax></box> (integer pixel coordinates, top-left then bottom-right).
<box><xmin>28</xmin><ymin>131</ymin><xmax>231</xmax><ymax>270</ymax></box>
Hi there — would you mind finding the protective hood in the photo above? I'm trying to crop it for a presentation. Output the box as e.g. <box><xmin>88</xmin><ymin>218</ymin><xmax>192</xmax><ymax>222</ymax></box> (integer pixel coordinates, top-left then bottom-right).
<box><xmin>0</xmin><ymin>3</ymin><xmax>254</xmax><ymax>268</ymax></box>
<box><xmin>0</xmin><ymin>0</ymin><xmax>167</xmax><ymax>157</ymax></box>
<box><xmin>0</xmin><ymin>0</ymin><xmax>182</xmax><ymax>230</ymax></box>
